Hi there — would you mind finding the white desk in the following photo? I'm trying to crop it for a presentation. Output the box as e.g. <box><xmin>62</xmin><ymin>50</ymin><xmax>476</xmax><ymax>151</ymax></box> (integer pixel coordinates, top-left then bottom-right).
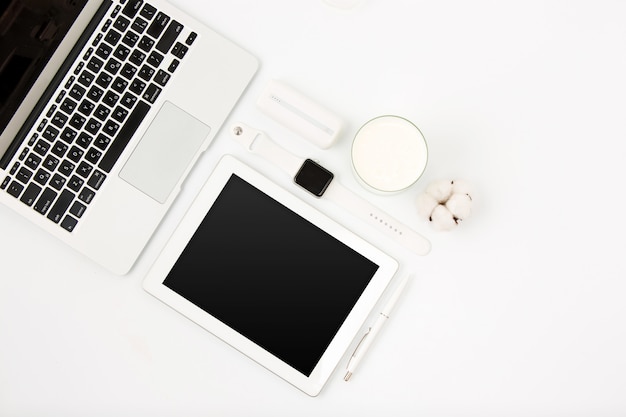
<box><xmin>2</xmin><ymin>1</ymin><xmax>626</xmax><ymax>415</ymax></box>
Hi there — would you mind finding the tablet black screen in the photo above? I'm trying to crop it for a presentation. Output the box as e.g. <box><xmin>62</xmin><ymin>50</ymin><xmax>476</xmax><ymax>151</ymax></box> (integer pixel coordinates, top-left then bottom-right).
<box><xmin>163</xmin><ymin>174</ymin><xmax>379</xmax><ymax>376</ymax></box>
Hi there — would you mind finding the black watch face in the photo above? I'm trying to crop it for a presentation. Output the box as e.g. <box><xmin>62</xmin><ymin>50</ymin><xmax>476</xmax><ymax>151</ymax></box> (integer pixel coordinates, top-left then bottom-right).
<box><xmin>294</xmin><ymin>159</ymin><xmax>334</xmax><ymax>197</ymax></box>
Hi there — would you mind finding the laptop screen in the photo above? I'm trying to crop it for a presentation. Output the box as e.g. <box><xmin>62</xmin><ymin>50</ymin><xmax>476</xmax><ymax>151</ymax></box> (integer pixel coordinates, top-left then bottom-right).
<box><xmin>0</xmin><ymin>0</ymin><xmax>88</xmax><ymax>156</ymax></box>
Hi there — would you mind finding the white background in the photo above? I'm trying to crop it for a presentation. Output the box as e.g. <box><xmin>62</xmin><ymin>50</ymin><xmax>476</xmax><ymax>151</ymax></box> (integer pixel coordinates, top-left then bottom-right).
<box><xmin>2</xmin><ymin>0</ymin><xmax>626</xmax><ymax>416</ymax></box>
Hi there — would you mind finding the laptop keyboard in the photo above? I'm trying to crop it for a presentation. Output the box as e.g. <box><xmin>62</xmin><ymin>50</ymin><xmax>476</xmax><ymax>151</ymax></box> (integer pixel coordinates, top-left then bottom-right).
<box><xmin>1</xmin><ymin>0</ymin><xmax>196</xmax><ymax>233</ymax></box>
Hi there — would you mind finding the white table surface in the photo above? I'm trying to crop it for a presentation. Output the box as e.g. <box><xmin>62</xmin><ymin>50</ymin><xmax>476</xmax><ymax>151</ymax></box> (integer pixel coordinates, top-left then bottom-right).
<box><xmin>2</xmin><ymin>1</ymin><xmax>626</xmax><ymax>416</ymax></box>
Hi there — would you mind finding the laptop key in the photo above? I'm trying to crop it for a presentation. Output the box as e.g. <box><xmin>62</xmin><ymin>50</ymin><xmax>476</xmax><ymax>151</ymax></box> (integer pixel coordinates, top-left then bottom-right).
<box><xmin>156</xmin><ymin>20</ymin><xmax>183</xmax><ymax>54</ymax></box>
<box><xmin>16</xmin><ymin>167</ymin><xmax>33</xmax><ymax>184</ymax></box>
<box><xmin>96</xmin><ymin>43</ymin><xmax>113</xmax><ymax>59</ymax></box>
<box><xmin>46</xmin><ymin>104</ymin><xmax>57</xmax><ymax>118</ymax></box>
<box><xmin>67</xmin><ymin>146</ymin><xmax>85</xmax><ymax>163</ymax></box>
<box><xmin>122</xmin><ymin>0</ymin><xmax>143</xmax><ymax>18</ymax></box>
<box><xmin>87</xmin><ymin>56</ymin><xmax>104</xmax><ymax>73</ymax></box>
<box><xmin>55</xmin><ymin>90</ymin><xmax>66</xmax><ymax>103</ymax></box>
<box><xmin>42</xmin><ymin>124</ymin><xmax>60</xmax><ymax>141</ymax></box>
<box><xmin>34</xmin><ymin>140</ymin><xmax>50</xmax><ymax>156</ymax></box>
<box><xmin>85</xmin><ymin>119</ymin><xmax>102</xmax><ymax>135</ymax></box>
<box><xmin>60</xmin><ymin>98</ymin><xmax>78</xmax><ymax>114</ymax></box>
<box><xmin>87</xmin><ymin>85</ymin><xmax>104</xmax><ymax>102</ymax></box>
<box><xmin>43</xmin><ymin>155</ymin><xmax>60</xmax><ymax>171</ymax></box>
<box><xmin>101</xmin><ymin>18</ymin><xmax>112</xmax><ymax>33</ymax></box>
<box><xmin>121</xmin><ymin>63</ymin><xmax>137</xmax><ymax>80</ymax></box>
<box><xmin>147</xmin><ymin>12</ymin><xmax>170</xmax><ymax>38</ymax></box>
<box><xmin>153</xmin><ymin>69</ymin><xmax>170</xmax><ymax>86</ymax></box>
<box><xmin>131</xmin><ymin>17</ymin><xmax>148</xmax><ymax>34</ymax></box>
<box><xmin>76</xmin><ymin>132</ymin><xmax>93</xmax><ymax>149</ymax></box>
<box><xmin>7</xmin><ymin>181</ymin><xmax>24</xmax><ymax>198</ymax></box>
<box><xmin>111</xmin><ymin>4</ymin><xmax>122</xmax><ymax>19</ymax></box>
<box><xmin>69</xmin><ymin>84</ymin><xmax>86</xmax><ymax>100</ymax></box>
<box><xmin>142</xmin><ymin>83</ymin><xmax>161</xmax><ymax>103</ymax></box>
<box><xmin>147</xmin><ymin>51</ymin><xmax>163</xmax><ymax>67</ymax></box>
<box><xmin>113</xmin><ymin>15</ymin><xmax>130</xmax><ymax>32</ymax></box>
<box><xmin>114</xmin><ymin>45</ymin><xmax>131</xmax><ymax>61</ymax></box>
<box><xmin>34</xmin><ymin>187</ymin><xmax>57</xmax><ymax>215</ymax></box>
<box><xmin>60</xmin><ymin>215</ymin><xmax>78</xmax><ymax>232</ymax></box>
<box><xmin>78</xmin><ymin>99</ymin><xmax>96</xmax><ymax>116</ymax></box>
<box><xmin>33</xmin><ymin>169</ymin><xmax>51</xmax><ymax>186</ymax></box>
<box><xmin>137</xmin><ymin>65</ymin><xmax>154</xmax><ymax>81</ymax></box>
<box><xmin>50</xmin><ymin>174</ymin><xmax>66</xmax><ymax>190</ymax></box>
<box><xmin>28</xmin><ymin>133</ymin><xmax>38</xmax><ymax>146</ymax></box>
<box><xmin>95</xmin><ymin>134</ymin><xmax>111</xmax><ymax>150</ymax></box>
<box><xmin>52</xmin><ymin>142</ymin><xmax>69</xmax><ymax>158</ymax></box>
<box><xmin>111</xmin><ymin>77</ymin><xmax>128</xmax><ymax>93</ymax></box>
<box><xmin>129</xmin><ymin>79</ymin><xmax>146</xmax><ymax>95</ymax></box>
<box><xmin>96</xmin><ymin>72</ymin><xmax>113</xmax><ymax>89</ymax></box>
<box><xmin>20</xmin><ymin>183</ymin><xmax>42</xmax><ymax>206</ymax></box>
<box><xmin>167</xmin><ymin>59</ymin><xmax>179</xmax><ymax>73</ymax></box>
<box><xmin>70</xmin><ymin>201</ymin><xmax>87</xmax><ymax>218</ymax></box>
<box><xmin>171</xmin><ymin>42</ymin><xmax>188</xmax><ymax>59</ymax></box>
<box><xmin>87</xmin><ymin>170</ymin><xmax>106</xmax><ymax>190</ymax></box>
<box><xmin>47</xmin><ymin>189</ymin><xmax>74</xmax><ymax>223</ymax></box>
<box><xmin>95</xmin><ymin>104</ymin><xmax>111</xmax><ymax>120</ymax></box>
<box><xmin>111</xmin><ymin>106</ymin><xmax>128</xmax><ymax>123</ymax></box>
<box><xmin>77</xmin><ymin>161</ymin><xmax>93</xmax><ymax>178</ymax></box>
<box><xmin>104</xmin><ymin>28</ymin><xmax>122</xmax><ymax>46</ymax></box>
<box><xmin>69</xmin><ymin>114</ymin><xmax>86</xmax><ymax>129</ymax></box>
<box><xmin>185</xmin><ymin>32</ymin><xmax>197</xmax><ymax>46</ymax></box>
<box><xmin>78</xmin><ymin>187</ymin><xmax>96</xmax><ymax>204</ymax></box>
<box><xmin>139</xmin><ymin>3</ymin><xmax>156</xmax><ymax>20</ymax></box>
<box><xmin>138</xmin><ymin>36</ymin><xmax>155</xmax><ymax>52</ymax></box>
<box><xmin>123</xmin><ymin>31</ymin><xmax>140</xmax><ymax>47</ymax></box>
<box><xmin>18</xmin><ymin>148</ymin><xmax>29</xmax><ymax>161</ymax></box>
<box><xmin>24</xmin><ymin>154</ymin><xmax>42</xmax><ymax>170</ymax></box>
<box><xmin>67</xmin><ymin>175</ymin><xmax>85</xmax><ymax>192</ymax></box>
<box><xmin>58</xmin><ymin>160</ymin><xmax>75</xmax><ymax>176</ymax></box>
<box><xmin>103</xmin><ymin>91</ymin><xmax>119</xmax><ymax>107</ymax></box>
<box><xmin>60</xmin><ymin>127</ymin><xmax>77</xmax><ymax>144</ymax></box>
<box><xmin>85</xmin><ymin>148</ymin><xmax>103</xmax><ymax>164</ymax></box>
<box><xmin>104</xmin><ymin>58</ymin><xmax>122</xmax><ymax>75</ymax></box>
<box><xmin>92</xmin><ymin>33</ymin><xmax>103</xmax><ymax>47</ymax></box>
<box><xmin>129</xmin><ymin>49</ymin><xmax>146</xmax><ymax>66</ymax></box>
<box><xmin>77</xmin><ymin>70</ymin><xmax>95</xmax><ymax>87</ymax></box>
<box><xmin>120</xmin><ymin>93</ymin><xmax>138</xmax><ymax>109</ymax></box>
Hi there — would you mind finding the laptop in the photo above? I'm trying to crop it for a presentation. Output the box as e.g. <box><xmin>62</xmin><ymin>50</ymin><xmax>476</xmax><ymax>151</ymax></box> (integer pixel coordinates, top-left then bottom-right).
<box><xmin>0</xmin><ymin>0</ymin><xmax>259</xmax><ymax>274</ymax></box>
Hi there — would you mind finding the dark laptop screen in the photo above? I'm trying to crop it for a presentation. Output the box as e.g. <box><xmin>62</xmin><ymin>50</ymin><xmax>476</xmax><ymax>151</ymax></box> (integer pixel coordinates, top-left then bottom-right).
<box><xmin>0</xmin><ymin>0</ymin><xmax>88</xmax><ymax>141</ymax></box>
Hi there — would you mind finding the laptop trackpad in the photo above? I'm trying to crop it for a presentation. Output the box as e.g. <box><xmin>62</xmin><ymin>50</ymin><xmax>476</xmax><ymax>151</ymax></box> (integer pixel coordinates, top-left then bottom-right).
<box><xmin>119</xmin><ymin>101</ymin><xmax>210</xmax><ymax>203</ymax></box>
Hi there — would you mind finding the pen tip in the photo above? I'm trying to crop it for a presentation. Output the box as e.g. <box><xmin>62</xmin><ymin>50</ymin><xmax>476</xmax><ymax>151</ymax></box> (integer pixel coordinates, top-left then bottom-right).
<box><xmin>344</xmin><ymin>371</ymin><xmax>352</xmax><ymax>381</ymax></box>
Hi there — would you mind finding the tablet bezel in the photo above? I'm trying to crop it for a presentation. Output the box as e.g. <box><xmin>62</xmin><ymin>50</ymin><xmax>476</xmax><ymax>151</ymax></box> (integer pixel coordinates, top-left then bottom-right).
<box><xmin>143</xmin><ymin>154</ymin><xmax>398</xmax><ymax>396</ymax></box>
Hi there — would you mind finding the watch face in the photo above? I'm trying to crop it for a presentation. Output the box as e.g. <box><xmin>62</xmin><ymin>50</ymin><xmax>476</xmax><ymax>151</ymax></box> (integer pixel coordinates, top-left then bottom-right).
<box><xmin>294</xmin><ymin>159</ymin><xmax>334</xmax><ymax>197</ymax></box>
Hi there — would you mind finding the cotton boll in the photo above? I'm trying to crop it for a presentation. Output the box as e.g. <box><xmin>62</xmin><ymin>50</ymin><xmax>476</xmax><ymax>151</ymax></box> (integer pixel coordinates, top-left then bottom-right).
<box><xmin>415</xmin><ymin>192</ymin><xmax>439</xmax><ymax>218</ymax></box>
<box><xmin>451</xmin><ymin>179</ymin><xmax>472</xmax><ymax>196</ymax></box>
<box><xmin>445</xmin><ymin>193</ymin><xmax>472</xmax><ymax>221</ymax></box>
<box><xmin>425</xmin><ymin>179</ymin><xmax>453</xmax><ymax>203</ymax></box>
<box><xmin>430</xmin><ymin>204</ymin><xmax>457</xmax><ymax>231</ymax></box>
<box><xmin>416</xmin><ymin>178</ymin><xmax>474</xmax><ymax>230</ymax></box>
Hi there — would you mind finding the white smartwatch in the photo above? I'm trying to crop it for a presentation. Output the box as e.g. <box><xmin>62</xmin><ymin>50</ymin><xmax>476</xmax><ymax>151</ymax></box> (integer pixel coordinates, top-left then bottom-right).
<box><xmin>230</xmin><ymin>123</ymin><xmax>431</xmax><ymax>256</ymax></box>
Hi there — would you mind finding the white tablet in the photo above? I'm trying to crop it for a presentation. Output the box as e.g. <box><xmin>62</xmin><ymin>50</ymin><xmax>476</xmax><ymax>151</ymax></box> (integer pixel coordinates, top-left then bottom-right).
<box><xmin>143</xmin><ymin>154</ymin><xmax>398</xmax><ymax>396</ymax></box>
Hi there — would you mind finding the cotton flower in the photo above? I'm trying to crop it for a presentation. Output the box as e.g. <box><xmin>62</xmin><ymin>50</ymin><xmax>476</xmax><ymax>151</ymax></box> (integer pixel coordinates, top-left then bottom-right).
<box><xmin>416</xmin><ymin>180</ymin><xmax>473</xmax><ymax>231</ymax></box>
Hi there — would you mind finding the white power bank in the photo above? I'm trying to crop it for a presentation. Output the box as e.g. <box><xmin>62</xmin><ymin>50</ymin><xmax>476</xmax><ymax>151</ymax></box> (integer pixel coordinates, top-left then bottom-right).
<box><xmin>256</xmin><ymin>80</ymin><xmax>344</xmax><ymax>149</ymax></box>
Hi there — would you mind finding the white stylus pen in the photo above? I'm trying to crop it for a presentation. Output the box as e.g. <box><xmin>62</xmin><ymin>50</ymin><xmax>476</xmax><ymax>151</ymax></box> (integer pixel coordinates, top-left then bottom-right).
<box><xmin>344</xmin><ymin>273</ymin><xmax>412</xmax><ymax>381</ymax></box>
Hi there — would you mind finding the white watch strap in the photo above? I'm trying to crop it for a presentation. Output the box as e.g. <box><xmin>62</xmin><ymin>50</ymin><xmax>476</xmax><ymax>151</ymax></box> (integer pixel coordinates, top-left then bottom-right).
<box><xmin>324</xmin><ymin>181</ymin><xmax>431</xmax><ymax>255</ymax></box>
<box><xmin>231</xmin><ymin>123</ymin><xmax>303</xmax><ymax>176</ymax></box>
<box><xmin>230</xmin><ymin>122</ymin><xmax>431</xmax><ymax>256</ymax></box>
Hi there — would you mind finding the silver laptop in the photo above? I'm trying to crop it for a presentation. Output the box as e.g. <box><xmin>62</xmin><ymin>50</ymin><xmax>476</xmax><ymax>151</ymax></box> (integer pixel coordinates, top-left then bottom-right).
<box><xmin>0</xmin><ymin>0</ymin><xmax>258</xmax><ymax>274</ymax></box>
